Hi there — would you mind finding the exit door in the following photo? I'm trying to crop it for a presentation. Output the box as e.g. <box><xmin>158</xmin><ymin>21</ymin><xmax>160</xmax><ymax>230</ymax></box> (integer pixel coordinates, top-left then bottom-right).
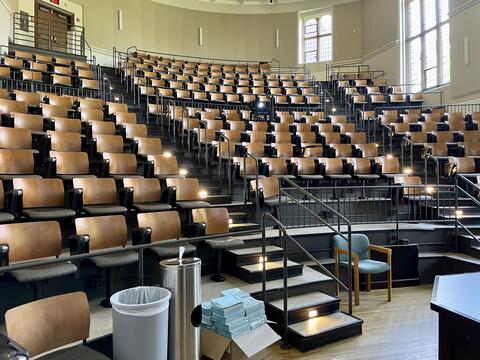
<box><xmin>35</xmin><ymin>2</ymin><xmax>72</xmax><ymax>53</ymax></box>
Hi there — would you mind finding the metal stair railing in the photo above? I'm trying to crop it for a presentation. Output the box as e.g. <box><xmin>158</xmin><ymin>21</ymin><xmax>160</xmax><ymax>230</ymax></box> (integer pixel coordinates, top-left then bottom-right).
<box><xmin>242</xmin><ymin>152</ymin><xmax>261</xmax><ymax>224</ymax></box>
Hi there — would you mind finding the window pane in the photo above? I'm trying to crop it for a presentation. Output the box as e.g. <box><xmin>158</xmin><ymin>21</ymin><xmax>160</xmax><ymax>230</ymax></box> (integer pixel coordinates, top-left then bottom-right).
<box><xmin>304</xmin><ymin>38</ymin><xmax>317</xmax><ymax>53</ymax></box>
<box><xmin>440</xmin><ymin>23</ymin><xmax>450</xmax><ymax>84</ymax></box>
<box><xmin>305</xmin><ymin>51</ymin><xmax>317</xmax><ymax>63</ymax></box>
<box><xmin>425</xmin><ymin>68</ymin><xmax>437</xmax><ymax>88</ymax></box>
<box><xmin>439</xmin><ymin>0</ymin><xmax>449</xmax><ymax>22</ymax></box>
<box><xmin>408</xmin><ymin>38</ymin><xmax>422</xmax><ymax>92</ymax></box>
<box><xmin>304</xmin><ymin>19</ymin><xmax>317</xmax><ymax>38</ymax></box>
<box><xmin>424</xmin><ymin>29</ymin><xmax>437</xmax><ymax>70</ymax></box>
<box><xmin>319</xmin><ymin>35</ymin><xmax>332</xmax><ymax>62</ymax></box>
<box><xmin>407</xmin><ymin>0</ymin><xmax>421</xmax><ymax>38</ymax></box>
<box><xmin>423</xmin><ymin>0</ymin><xmax>437</xmax><ymax>30</ymax></box>
<box><xmin>319</xmin><ymin>15</ymin><xmax>332</xmax><ymax>35</ymax></box>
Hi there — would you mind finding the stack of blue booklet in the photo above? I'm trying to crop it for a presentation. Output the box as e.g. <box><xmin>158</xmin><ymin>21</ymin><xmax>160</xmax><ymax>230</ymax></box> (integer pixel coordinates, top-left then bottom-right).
<box><xmin>201</xmin><ymin>288</ymin><xmax>267</xmax><ymax>338</ymax></box>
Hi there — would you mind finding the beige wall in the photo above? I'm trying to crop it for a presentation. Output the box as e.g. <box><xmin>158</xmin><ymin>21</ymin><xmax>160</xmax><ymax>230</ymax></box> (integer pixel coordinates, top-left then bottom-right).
<box><xmin>361</xmin><ymin>0</ymin><xmax>399</xmax><ymax>55</ymax></box>
<box><xmin>332</xmin><ymin>1</ymin><xmax>363</xmax><ymax>62</ymax></box>
<box><xmin>71</xmin><ymin>0</ymin><xmax>298</xmax><ymax>66</ymax></box>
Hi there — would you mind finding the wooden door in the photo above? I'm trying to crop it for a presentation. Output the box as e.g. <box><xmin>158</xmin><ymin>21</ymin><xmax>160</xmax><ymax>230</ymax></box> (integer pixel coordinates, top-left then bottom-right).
<box><xmin>35</xmin><ymin>2</ymin><xmax>72</xmax><ymax>53</ymax></box>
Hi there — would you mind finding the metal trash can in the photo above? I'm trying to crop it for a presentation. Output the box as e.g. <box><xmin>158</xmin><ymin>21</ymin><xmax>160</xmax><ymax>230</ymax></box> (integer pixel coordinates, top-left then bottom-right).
<box><xmin>111</xmin><ymin>286</ymin><xmax>171</xmax><ymax>360</ymax></box>
<box><xmin>160</xmin><ymin>257</ymin><xmax>202</xmax><ymax>360</ymax></box>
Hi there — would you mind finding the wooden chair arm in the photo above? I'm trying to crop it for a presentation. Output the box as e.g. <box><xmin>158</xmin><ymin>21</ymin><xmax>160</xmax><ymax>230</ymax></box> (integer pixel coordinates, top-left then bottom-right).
<box><xmin>334</xmin><ymin>247</ymin><xmax>359</xmax><ymax>262</ymax></box>
<box><xmin>369</xmin><ymin>244</ymin><xmax>392</xmax><ymax>264</ymax></box>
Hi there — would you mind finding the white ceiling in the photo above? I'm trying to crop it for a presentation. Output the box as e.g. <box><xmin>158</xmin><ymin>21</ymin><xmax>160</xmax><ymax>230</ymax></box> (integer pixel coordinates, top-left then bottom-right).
<box><xmin>149</xmin><ymin>0</ymin><xmax>358</xmax><ymax>14</ymax></box>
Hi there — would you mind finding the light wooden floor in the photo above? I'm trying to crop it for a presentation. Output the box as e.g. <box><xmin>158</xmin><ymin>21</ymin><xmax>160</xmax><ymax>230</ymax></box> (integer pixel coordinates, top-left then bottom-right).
<box><xmin>263</xmin><ymin>285</ymin><xmax>438</xmax><ymax>360</ymax></box>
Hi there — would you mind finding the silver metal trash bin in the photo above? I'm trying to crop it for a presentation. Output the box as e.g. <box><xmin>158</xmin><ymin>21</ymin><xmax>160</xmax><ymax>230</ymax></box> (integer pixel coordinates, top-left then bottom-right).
<box><xmin>160</xmin><ymin>257</ymin><xmax>202</xmax><ymax>360</ymax></box>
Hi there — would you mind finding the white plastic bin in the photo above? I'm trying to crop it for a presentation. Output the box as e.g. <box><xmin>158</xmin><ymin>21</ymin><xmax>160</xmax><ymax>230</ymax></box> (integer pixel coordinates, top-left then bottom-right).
<box><xmin>111</xmin><ymin>286</ymin><xmax>171</xmax><ymax>360</ymax></box>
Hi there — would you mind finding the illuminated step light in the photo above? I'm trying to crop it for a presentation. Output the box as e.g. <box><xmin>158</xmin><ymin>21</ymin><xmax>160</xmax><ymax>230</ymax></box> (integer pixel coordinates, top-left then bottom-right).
<box><xmin>199</xmin><ymin>190</ymin><xmax>208</xmax><ymax>199</ymax></box>
<box><xmin>332</xmin><ymin>108</ymin><xmax>337</xmax><ymax>112</ymax></box>
<box><xmin>179</xmin><ymin>168</ymin><xmax>188</xmax><ymax>176</ymax></box>
<box><xmin>228</xmin><ymin>218</ymin><xmax>233</xmax><ymax>225</ymax></box>
<box><xmin>426</xmin><ymin>186</ymin><xmax>434</xmax><ymax>194</ymax></box>
<box><xmin>308</xmin><ymin>310</ymin><xmax>318</xmax><ymax>318</ymax></box>
<box><xmin>455</xmin><ymin>210</ymin><xmax>463</xmax><ymax>218</ymax></box>
<box><xmin>163</xmin><ymin>151</ymin><xmax>172</xmax><ymax>158</ymax></box>
<box><xmin>258</xmin><ymin>256</ymin><xmax>268</xmax><ymax>263</ymax></box>
<box><xmin>403</xmin><ymin>167</ymin><xmax>413</xmax><ymax>175</ymax></box>
<box><xmin>386</xmin><ymin>154</ymin><xmax>393</xmax><ymax>159</ymax></box>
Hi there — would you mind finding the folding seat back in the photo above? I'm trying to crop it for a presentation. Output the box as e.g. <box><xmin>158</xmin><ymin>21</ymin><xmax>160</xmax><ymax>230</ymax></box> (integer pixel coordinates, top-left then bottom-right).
<box><xmin>332</xmin><ymin>144</ymin><xmax>352</xmax><ymax>157</ymax></box>
<box><xmin>15</xmin><ymin>91</ymin><xmax>41</xmax><ymax>107</ymax></box>
<box><xmin>323</xmin><ymin>132</ymin><xmax>341</xmax><ymax>144</ymax></box>
<box><xmin>225</xmin><ymin>111</ymin><xmax>241</xmax><ymax>122</ymax></box>
<box><xmin>356</xmin><ymin>143</ymin><xmax>378</xmax><ymax>158</ymax></box>
<box><xmin>263</xmin><ymin>157</ymin><xmax>288</xmax><ymax>175</ymax></box>
<box><xmin>12</xmin><ymin>112</ymin><xmax>43</xmax><ymax>131</ymax></box>
<box><xmin>274</xmin><ymin>131</ymin><xmax>292</xmax><ymax>144</ymax></box>
<box><xmin>305</xmin><ymin>115</ymin><xmax>319</xmax><ymax>124</ymax></box>
<box><xmin>294</xmin><ymin>123</ymin><xmax>310</xmax><ymax>133</ymax></box>
<box><xmin>47</xmin><ymin>130</ymin><xmax>81</xmax><ymax>152</ymax></box>
<box><xmin>299</xmin><ymin>131</ymin><xmax>317</xmax><ymax>144</ymax></box>
<box><xmin>303</xmin><ymin>145</ymin><xmax>323</xmax><ymax>157</ymax></box>
<box><xmin>370</xmin><ymin>95</ymin><xmax>386</xmax><ymax>103</ymax></box>
<box><xmin>471</xmin><ymin>112</ymin><xmax>480</xmax><ymax>122</ymax></box>
<box><xmin>400</xmin><ymin>114</ymin><xmax>418</xmax><ymax>124</ymax></box>
<box><xmin>0</xmin><ymin>88</ymin><xmax>8</xmax><ymax>99</ymax></box>
<box><xmin>124</xmin><ymin>123</ymin><xmax>148</xmax><ymax>139</ymax></box>
<box><xmin>0</xmin><ymin>149</ymin><xmax>35</xmax><ymax>176</ymax></box>
<box><xmin>54</xmin><ymin>58</ymin><xmax>72</xmax><ymax>66</ymax></box>
<box><xmin>450</xmin><ymin>156</ymin><xmax>475</xmax><ymax>173</ymax></box>
<box><xmin>325</xmin><ymin>158</ymin><xmax>344</xmax><ymax>175</ymax></box>
<box><xmin>81</xmin><ymin>79</ymin><xmax>100</xmax><ymax>90</ymax></box>
<box><xmin>251</xmin><ymin>121</ymin><xmax>268</xmax><ymax>132</ymax></box>
<box><xmin>463</xmin><ymin>143</ymin><xmax>480</xmax><ymax>156</ymax></box>
<box><xmin>435</xmin><ymin>131</ymin><xmax>454</xmax><ymax>143</ymax></box>
<box><xmin>148</xmin><ymin>154</ymin><xmax>179</xmax><ymax>176</ymax></box>
<box><xmin>108</xmin><ymin>102</ymin><xmax>128</xmax><ymax>115</ymax></box>
<box><xmin>134</xmin><ymin>137</ymin><xmax>162</xmax><ymax>156</ymax></box>
<box><xmin>408</xmin><ymin>131</ymin><xmax>428</xmax><ymax>144</ymax></box>
<box><xmin>13</xmin><ymin>178</ymin><xmax>65</xmax><ymax>208</ymax></box>
<box><xmin>424</xmin><ymin>113</ymin><xmax>442</xmax><ymax>123</ymax></box>
<box><xmin>233</xmin><ymin>157</ymin><xmax>258</xmax><ymax>175</ymax></box>
<box><xmin>73</xmin><ymin>178</ymin><xmax>117</xmax><ymax>206</ymax></box>
<box><xmin>90</xmin><ymin>120</ymin><xmax>115</xmax><ymax>135</ymax></box>
<box><xmin>294</xmin><ymin>158</ymin><xmax>316</xmax><ymax>175</ymax></box>
<box><xmin>398</xmin><ymin>175</ymin><xmax>423</xmax><ymax>195</ymax></box>
<box><xmin>366</xmin><ymin>87</ymin><xmax>381</xmax><ymax>95</ymax></box>
<box><xmin>80</xmin><ymin>109</ymin><xmax>104</xmax><ymax>123</ymax></box>
<box><xmin>274</xmin><ymin>143</ymin><xmax>294</xmax><ymax>157</ymax></box>
<box><xmin>95</xmin><ymin>134</ymin><xmax>124</xmax><ymax>153</ymax></box>
<box><xmin>272</xmin><ymin>123</ymin><xmax>289</xmax><ymax>132</ymax></box>
<box><xmin>392</xmin><ymin>123</ymin><xmax>410</xmax><ymax>134</ymax></box>
<box><xmin>347</xmin><ymin>132</ymin><xmax>366</xmax><ymax>144</ymax></box>
<box><xmin>124</xmin><ymin>177</ymin><xmax>162</xmax><ymax>204</ymax></box>
<box><xmin>425</xmin><ymin>142</ymin><xmax>447</xmax><ymax>157</ymax></box>
<box><xmin>52</xmin><ymin>117</ymin><xmax>81</xmax><ymax>133</ymax></box>
<box><xmin>290</xmin><ymin>95</ymin><xmax>305</xmax><ymax>104</ymax></box>
<box><xmin>351</xmin><ymin>158</ymin><xmax>372</xmax><ymax>174</ymax></box>
<box><xmin>3</xmin><ymin>56</ymin><xmax>23</xmax><ymax>69</ymax></box>
<box><xmin>376</xmin><ymin>156</ymin><xmax>400</xmax><ymax>174</ymax></box>
<box><xmin>280</xmin><ymin>114</ymin><xmax>294</xmax><ymax>124</ymax></box>
<box><xmin>448</xmin><ymin>119</ymin><xmax>466</xmax><ymax>131</ymax></box>
<box><xmin>410</xmin><ymin>93</ymin><xmax>424</xmax><ymax>102</ymax></box>
<box><xmin>0</xmin><ymin>127</ymin><xmax>31</xmax><ymax>150</ymax></box>
<box><xmin>462</xmin><ymin>131</ymin><xmax>480</xmax><ymax>143</ymax></box>
<box><xmin>75</xmin><ymin>215</ymin><xmax>127</xmax><ymax>250</ymax></box>
<box><xmin>0</xmin><ymin>99</ymin><xmax>27</xmax><ymax>114</ymax></box>
<box><xmin>330</xmin><ymin>115</ymin><xmax>347</xmax><ymax>125</ymax></box>
<box><xmin>48</xmin><ymin>95</ymin><xmax>72</xmax><ymax>108</ymax></box>
<box><xmin>192</xmin><ymin>208</ymin><xmax>229</xmax><ymax>235</ymax></box>
<box><xmin>5</xmin><ymin>292</ymin><xmax>91</xmax><ymax>358</ymax></box>
<box><xmin>166</xmin><ymin>178</ymin><xmax>202</xmax><ymax>201</ymax></box>
<box><xmin>187</xmin><ymin>83</ymin><xmax>200</xmax><ymax>91</ymax></box>
<box><xmin>339</xmin><ymin>123</ymin><xmax>356</xmax><ymax>133</ymax></box>
<box><xmin>78</xmin><ymin>69</ymin><xmax>95</xmax><ymax>79</ymax></box>
<box><xmin>353</xmin><ymin>95</ymin><xmax>366</xmax><ymax>104</ymax></box>
<box><xmin>199</xmin><ymin>129</ymin><xmax>217</xmax><ymax>143</ymax></box>
<box><xmin>42</xmin><ymin>104</ymin><xmax>67</xmax><ymax>118</ymax></box>
<box><xmin>317</xmin><ymin>123</ymin><xmax>334</xmax><ymax>133</ymax></box>
<box><xmin>79</xmin><ymin>98</ymin><xmax>104</xmax><ymax>110</ymax></box>
<box><xmin>193</xmin><ymin>91</ymin><xmax>208</xmax><ymax>101</ymax></box>
<box><xmin>50</xmin><ymin>151</ymin><xmax>90</xmax><ymax>176</ymax></box>
<box><xmin>390</xmin><ymin>94</ymin><xmax>405</xmax><ymax>103</ymax></box>
<box><xmin>221</xmin><ymin>129</ymin><xmax>241</xmax><ymax>143</ymax></box>
<box><xmin>138</xmin><ymin>211</ymin><xmax>181</xmax><ymax>242</ymax></box>
<box><xmin>52</xmin><ymin>75</ymin><xmax>72</xmax><ymax>87</ymax></box>
<box><xmin>248</xmin><ymin>131</ymin><xmax>267</xmax><ymax>143</ymax></box>
<box><xmin>245</xmin><ymin>143</ymin><xmax>265</xmax><ymax>157</ymax></box>
<box><xmin>447</xmin><ymin>112</ymin><xmax>464</xmax><ymax>122</ymax></box>
<box><xmin>251</xmin><ymin>176</ymin><xmax>279</xmax><ymax>200</ymax></box>
<box><xmin>206</xmin><ymin>119</ymin><xmax>223</xmax><ymax>130</ymax></box>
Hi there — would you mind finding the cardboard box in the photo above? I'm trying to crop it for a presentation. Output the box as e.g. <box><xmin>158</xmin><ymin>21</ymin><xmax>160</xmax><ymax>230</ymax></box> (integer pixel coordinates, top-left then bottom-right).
<box><xmin>201</xmin><ymin>324</ymin><xmax>281</xmax><ymax>360</ymax></box>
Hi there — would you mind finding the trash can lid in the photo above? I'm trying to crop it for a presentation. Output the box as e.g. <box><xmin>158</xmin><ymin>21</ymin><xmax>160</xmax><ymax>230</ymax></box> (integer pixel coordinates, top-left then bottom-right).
<box><xmin>159</xmin><ymin>257</ymin><xmax>201</xmax><ymax>269</ymax></box>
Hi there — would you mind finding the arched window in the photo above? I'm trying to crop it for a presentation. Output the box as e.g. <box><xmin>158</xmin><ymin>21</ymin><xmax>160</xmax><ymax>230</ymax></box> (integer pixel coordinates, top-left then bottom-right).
<box><xmin>301</xmin><ymin>14</ymin><xmax>332</xmax><ymax>64</ymax></box>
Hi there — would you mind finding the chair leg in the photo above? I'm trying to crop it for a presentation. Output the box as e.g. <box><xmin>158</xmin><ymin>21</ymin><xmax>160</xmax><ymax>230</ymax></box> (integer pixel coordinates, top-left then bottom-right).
<box><xmin>335</xmin><ymin>255</ymin><xmax>339</xmax><ymax>296</ymax></box>
<box><xmin>387</xmin><ymin>269</ymin><xmax>392</xmax><ymax>302</ymax></box>
<box><xmin>101</xmin><ymin>268</ymin><xmax>113</xmax><ymax>308</ymax></box>
<box><xmin>354</xmin><ymin>268</ymin><xmax>360</xmax><ymax>306</ymax></box>
<box><xmin>211</xmin><ymin>249</ymin><xmax>225</xmax><ymax>282</ymax></box>
<box><xmin>366</xmin><ymin>274</ymin><xmax>371</xmax><ymax>292</ymax></box>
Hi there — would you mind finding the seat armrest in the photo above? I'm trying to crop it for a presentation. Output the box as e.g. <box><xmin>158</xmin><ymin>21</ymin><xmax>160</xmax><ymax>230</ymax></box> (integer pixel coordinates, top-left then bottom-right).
<box><xmin>0</xmin><ymin>244</ymin><xmax>9</xmax><ymax>267</ymax></box>
<box><xmin>251</xmin><ymin>188</ymin><xmax>265</xmax><ymax>207</ymax></box>
<box><xmin>68</xmin><ymin>234</ymin><xmax>90</xmax><ymax>256</ymax></box>
<box><xmin>316</xmin><ymin>162</ymin><xmax>326</xmax><ymax>176</ymax></box>
<box><xmin>0</xmin><ymin>333</ymin><xmax>28</xmax><ymax>359</ymax></box>
<box><xmin>368</xmin><ymin>244</ymin><xmax>392</xmax><ymax>256</ymax></box>
<box><xmin>344</xmin><ymin>162</ymin><xmax>354</xmax><ymax>176</ymax></box>
<box><xmin>68</xmin><ymin>188</ymin><xmax>83</xmax><ymax>214</ymax></box>
<box><xmin>185</xmin><ymin>222</ymin><xmax>206</xmax><ymax>238</ymax></box>
<box><xmin>4</xmin><ymin>189</ymin><xmax>23</xmax><ymax>218</ymax></box>
<box><xmin>86</xmin><ymin>138</ymin><xmax>97</xmax><ymax>160</ymax></box>
<box><xmin>143</xmin><ymin>159</ymin><xmax>154</xmax><ymax>178</ymax></box>
<box><xmin>131</xmin><ymin>227</ymin><xmax>152</xmax><ymax>246</ymax></box>
<box><xmin>334</xmin><ymin>247</ymin><xmax>359</xmax><ymax>263</ymax></box>
<box><xmin>161</xmin><ymin>186</ymin><xmax>176</xmax><ymax>206</ymax></box>
<box><xmin>118</xmin><ymin>187</ymin><xmax>134</xmax><ymax>209</ymax></box>
<box><xmin>99</xmin><ymin>158</ymin><xmax>110</xmax><ymax>178</ymax></box>
<box><xmin>259</xmin><ymin>162</ymin><xmax>269</xmax><ymax>177</ymax></box>
<box><xmin>132</xmin><ymin>139</ymin><xmax>139</xmax><ymax>156</ymax></box>
<box><xmin>290</xmin><ymin>162</ymin><xmax>298</xmax><ymax>177</ymax></box>
<box><xmin>43</xmin><ymin>156</ymin><xmax>57</xmax><ymax>178</ymax></box>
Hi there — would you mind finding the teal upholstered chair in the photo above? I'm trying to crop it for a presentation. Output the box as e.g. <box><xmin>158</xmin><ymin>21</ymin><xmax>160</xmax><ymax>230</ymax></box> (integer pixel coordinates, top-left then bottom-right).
<box><xmin>333</xmin><ymin>233</ymin><xmax>392</xmax><ymax>305</ymax></box>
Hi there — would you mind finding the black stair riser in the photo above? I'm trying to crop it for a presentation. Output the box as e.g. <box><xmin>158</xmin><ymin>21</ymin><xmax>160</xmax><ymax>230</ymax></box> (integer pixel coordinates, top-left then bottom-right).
<box><xmin>227</xmin><ymin>251</ymin><xmax>284</xmax><ymax>266</ymax></box>
<box><xmin>266</xmin><ymin>300</ymin><xmax>340</xmax><ymax>324</ymax></box>
<box><xmin>231</xmin><ymin>265</ymin><xmax>303</xmax><ymax>284</ymax></box>
<box><xmin>287</xmin><ymin>319</ymin><xmax>363</xmax><ymax>352</ymax></box>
